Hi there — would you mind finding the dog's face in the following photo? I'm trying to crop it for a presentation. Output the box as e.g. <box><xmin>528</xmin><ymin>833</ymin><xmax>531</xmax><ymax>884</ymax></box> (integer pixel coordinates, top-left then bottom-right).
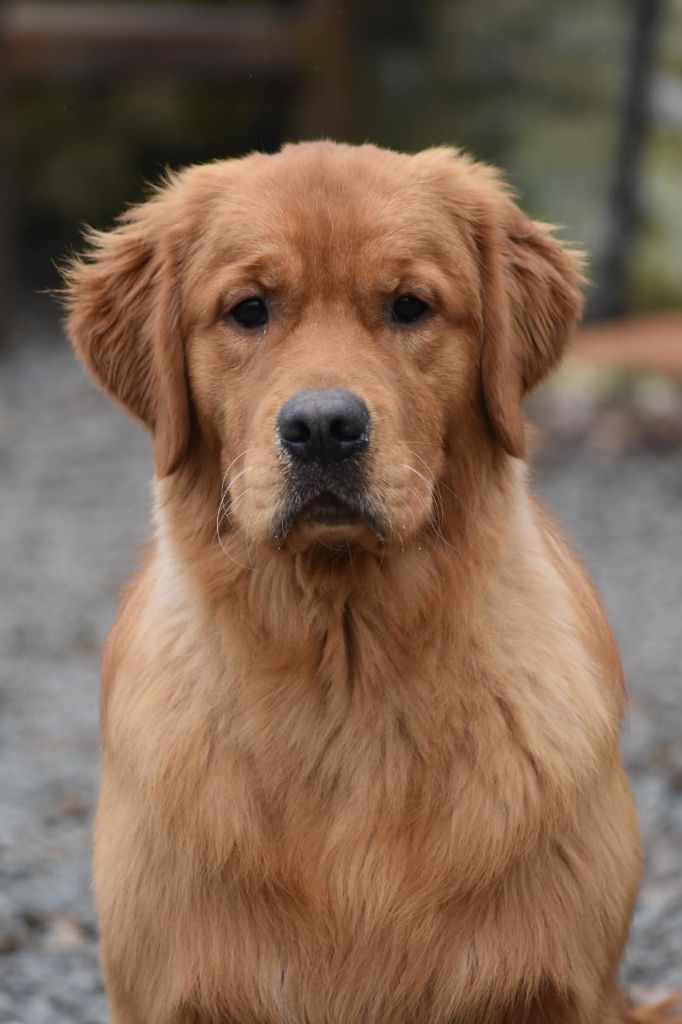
<box><xmin>185</xmin><ymin>146</ymin><xmax>485</xmax><ymax>553</ymax></box>
<box><xmin>64</xmin><ymin>143</ymin><xmax>583</xmax><ymax>556</ymax></box>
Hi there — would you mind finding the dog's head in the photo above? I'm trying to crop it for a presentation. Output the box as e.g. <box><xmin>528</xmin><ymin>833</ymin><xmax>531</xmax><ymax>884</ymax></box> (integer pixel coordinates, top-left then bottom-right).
<box><xmin>63</xmin><ymin>142</ymin><xmax>583</xmax><ymax>558</ymax></box>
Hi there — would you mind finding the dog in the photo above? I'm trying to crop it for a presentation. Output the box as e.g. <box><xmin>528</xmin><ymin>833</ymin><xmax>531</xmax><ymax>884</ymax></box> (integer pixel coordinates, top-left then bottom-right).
<box><xmin>63</xmin><ymin>141</ymin><xmax>679</xmax><ymax>1023</ymax></box>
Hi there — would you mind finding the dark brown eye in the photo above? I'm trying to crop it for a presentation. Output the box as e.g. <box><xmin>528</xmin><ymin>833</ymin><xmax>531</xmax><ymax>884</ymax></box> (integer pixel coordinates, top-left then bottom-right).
<box><xmin>229</xmin><ymin>297</ymin><xmax>268</xmax><ymax>329</ymax></box>
<box><xmin>392</xmin><ymin>294</ymin><xmax>429</xmax><ymax>325</ymax></box>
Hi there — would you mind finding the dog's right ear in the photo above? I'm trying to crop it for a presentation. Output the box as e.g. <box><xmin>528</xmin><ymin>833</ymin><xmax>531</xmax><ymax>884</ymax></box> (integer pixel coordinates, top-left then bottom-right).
<box><xmin>62</xmin><ymin>196</ymin><xmax>190</xmax><ymax>477</ymax></box>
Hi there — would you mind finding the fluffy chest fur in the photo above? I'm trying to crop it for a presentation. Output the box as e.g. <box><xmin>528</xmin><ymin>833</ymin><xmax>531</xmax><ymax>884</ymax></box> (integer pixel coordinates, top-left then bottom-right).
<box><xmin>95</xmin><ymin>504</ymin><xmax>632</xmax><ymax>1024</ymax></box>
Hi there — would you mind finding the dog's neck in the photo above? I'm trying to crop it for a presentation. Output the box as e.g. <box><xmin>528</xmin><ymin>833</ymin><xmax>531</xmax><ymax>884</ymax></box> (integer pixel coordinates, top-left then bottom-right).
<box><xmin>154</xmin><ymin>446</ymin><xmax>527</xmax><ymax>688</ymax></box>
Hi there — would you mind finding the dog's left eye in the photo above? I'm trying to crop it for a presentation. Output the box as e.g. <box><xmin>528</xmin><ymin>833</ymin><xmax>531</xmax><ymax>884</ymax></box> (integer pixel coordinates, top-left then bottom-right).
<box><xmin>392</xmin><ymin>294</ymin><xmax>429</xmax><ymax>325</ymax></box>
<box><xmin>229</xmin><ymin>297</ymin><xmax>269</xmax><ymax>329</ymax></box>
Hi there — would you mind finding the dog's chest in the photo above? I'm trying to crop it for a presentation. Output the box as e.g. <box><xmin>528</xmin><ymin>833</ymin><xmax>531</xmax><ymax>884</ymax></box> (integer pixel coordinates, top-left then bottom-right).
<box><xmin>152</xmin><ymin>709</ymin><xmax>566</xmax><ymax>1022</ymax></box>
<box><xmin>159</xmin><ymin>803</ymin><xmax>577</xmax><ymax>1024</ymax></box>
<box><xmin>106</xmin><ymin>618</ymin><xmax>621</xmax><ymax>1023</ymax></box>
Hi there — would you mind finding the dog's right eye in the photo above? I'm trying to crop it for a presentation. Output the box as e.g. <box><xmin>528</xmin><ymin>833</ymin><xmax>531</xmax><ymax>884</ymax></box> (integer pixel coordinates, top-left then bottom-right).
<box><xmin>392</xmin><ymin>294</ymin><xmax>429</xmax><ymax>325</ymax></box>
<box><xmin>229</xmin><ymin>297</ymin><xmax>269</xmax><ymax>329</ymax></box>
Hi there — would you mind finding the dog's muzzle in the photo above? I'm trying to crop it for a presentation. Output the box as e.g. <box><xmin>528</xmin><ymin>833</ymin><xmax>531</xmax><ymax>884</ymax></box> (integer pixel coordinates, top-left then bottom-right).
<box><xmin>274</xmin><ymin>389</ymin><xmax>386</xmax><ymax>540</ymax></box>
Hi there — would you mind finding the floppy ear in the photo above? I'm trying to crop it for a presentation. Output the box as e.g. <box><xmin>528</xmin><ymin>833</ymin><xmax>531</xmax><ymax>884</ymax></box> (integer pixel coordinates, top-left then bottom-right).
<box><xmin>63</xmin><ymin>200</ymin><xmax>190</xmax><ymax>477</ymax></box>
<box><xmin>478</xmin><ymin>198</ymin><xmax>585</xmax><ymax>458</ymax></box>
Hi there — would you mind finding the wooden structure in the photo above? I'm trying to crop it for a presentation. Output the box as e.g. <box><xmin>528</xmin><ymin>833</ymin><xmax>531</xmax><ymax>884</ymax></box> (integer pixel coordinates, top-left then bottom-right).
<box><xmin>572</xmin><ymin>314</ymin><xmax>682</xmax><ymax>378</ymax></box>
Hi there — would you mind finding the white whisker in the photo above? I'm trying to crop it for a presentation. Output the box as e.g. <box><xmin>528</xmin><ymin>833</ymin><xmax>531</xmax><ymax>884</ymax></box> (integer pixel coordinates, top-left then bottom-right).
<box><xmin>216</xmin><ymin>528</ymin><xmax>255</xmax><ymax>572</ymax></box>
<box><xmin>228</xmin><ymin>465</ymin><xmax>252</xmax><ymax>490</ymax></box>
<box><xmin>400</xmin><ymin>463</ymin><xmax>432</xmax><ymax>492</ymax></box>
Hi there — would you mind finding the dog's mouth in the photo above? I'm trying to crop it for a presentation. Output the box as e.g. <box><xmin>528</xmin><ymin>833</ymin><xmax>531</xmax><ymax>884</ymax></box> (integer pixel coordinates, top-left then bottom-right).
<box><xmin>273</xmin><ymin>485</ymin><xmax>388</xmax><ymax>542</ymax></box>
<box><xmin>299</xmin><ymin>491</ymin><xmax>362</xmax><ymax>525</ymax></box>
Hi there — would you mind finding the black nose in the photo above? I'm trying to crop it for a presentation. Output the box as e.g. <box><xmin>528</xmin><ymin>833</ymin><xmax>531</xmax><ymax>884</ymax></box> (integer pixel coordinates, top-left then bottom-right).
<box><xmin>278</xmin><ymin>389</ymin><xmax>370</xmax><ymax>464</ymax></box>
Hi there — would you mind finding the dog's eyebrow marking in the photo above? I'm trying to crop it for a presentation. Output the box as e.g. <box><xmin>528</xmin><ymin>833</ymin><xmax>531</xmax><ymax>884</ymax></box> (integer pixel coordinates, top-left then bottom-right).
<box><xmin>380</xmin><ymin>278</ymin><xmax>401</xmax><ymax>295</ymax></box>
<box><xmin>378</xmin><ymin>271</ymin><xmax>443</xmax><ymax>308</ymax></box>
<box><xmin>215</xmin><ymin>254</ymin><xmax>288</xmax><ymax>293</ymax></box>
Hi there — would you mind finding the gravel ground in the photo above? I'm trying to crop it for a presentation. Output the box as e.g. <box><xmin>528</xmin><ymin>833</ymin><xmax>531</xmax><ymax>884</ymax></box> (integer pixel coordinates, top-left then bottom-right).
<box><xmin>1</xmin><ymin>322</ymin><xmax>680</xmax><ymax>1022</ymax></box>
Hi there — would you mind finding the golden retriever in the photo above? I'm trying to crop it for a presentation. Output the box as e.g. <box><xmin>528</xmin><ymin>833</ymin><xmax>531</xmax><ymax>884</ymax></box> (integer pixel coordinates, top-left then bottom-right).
<box><xmin>63</xmin><ymin>141</ymin><xmax>679</xmax><ymax>1024</ymax></box>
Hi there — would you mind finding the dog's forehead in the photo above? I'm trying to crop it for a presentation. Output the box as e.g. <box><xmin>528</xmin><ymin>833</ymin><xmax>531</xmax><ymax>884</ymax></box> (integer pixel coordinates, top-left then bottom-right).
<box><xmin>203</xmin><ymin>144</ymin><xmax>467</xmax><ymax>269</ymax></box>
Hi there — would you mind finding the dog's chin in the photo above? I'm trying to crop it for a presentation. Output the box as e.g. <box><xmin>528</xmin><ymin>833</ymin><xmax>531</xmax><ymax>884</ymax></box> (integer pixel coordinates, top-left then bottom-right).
<box><xmin>274</xmin><ymin>491</ymin><xmax>388</xmax><ymax>555</ymax></box>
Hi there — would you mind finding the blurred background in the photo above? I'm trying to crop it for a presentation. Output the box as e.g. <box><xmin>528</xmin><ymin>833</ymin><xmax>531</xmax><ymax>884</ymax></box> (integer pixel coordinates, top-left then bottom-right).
<box><xmin>0</xmin><ymin>2</ymin><xmax>680</xmax><ymax>1021</ymax></box>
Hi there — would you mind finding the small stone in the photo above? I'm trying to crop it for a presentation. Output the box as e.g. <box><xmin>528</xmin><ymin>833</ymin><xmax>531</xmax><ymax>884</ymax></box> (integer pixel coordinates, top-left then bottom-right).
<box><xmin>44</xmin><ymin>915</ymin><xmax>88</xmax><ymax>952</ymax></box>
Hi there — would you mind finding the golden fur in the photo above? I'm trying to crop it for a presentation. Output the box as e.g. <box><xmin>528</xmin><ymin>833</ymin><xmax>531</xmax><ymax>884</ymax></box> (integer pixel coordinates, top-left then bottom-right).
<box><xmin>63</xmin><ymin>142</ymin><xmax>678</xmax><ymax>1024</ymax></box>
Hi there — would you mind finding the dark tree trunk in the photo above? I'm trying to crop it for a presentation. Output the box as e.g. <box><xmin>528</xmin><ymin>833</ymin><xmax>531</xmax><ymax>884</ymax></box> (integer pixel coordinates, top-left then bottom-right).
<box><xmin>0</xmin><ymin>32</ymin><xmax>11</xmax><ymax>343</ymax></box>
<box><xmin>591</xmin><ymin>0</ymin><xmax>665</xmax><ymax>319</ymax></box>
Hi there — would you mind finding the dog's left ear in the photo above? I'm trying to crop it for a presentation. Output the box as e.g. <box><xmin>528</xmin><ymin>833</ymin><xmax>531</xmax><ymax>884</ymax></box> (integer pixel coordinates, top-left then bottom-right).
<box><xmin>478</xmin><ymin>196</ymin><xmax>585</xmax><ymax>458</ymax></box>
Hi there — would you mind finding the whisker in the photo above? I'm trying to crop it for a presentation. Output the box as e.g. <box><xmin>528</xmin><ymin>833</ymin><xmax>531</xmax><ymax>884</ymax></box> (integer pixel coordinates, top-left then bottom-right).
<box><xmin>399</xmin><ymin>464</ymin><xmax>440</xmax><ymax>522</ymax></box>
<box><xmin>385</xmin><ymin>462</ymin><xmax>462</xmax><ymax>556</ymax></box>
<box><xmin>405</xmin><ymin>449</ymin><xmax>437</xmax><ymax>478</ymax></box>
<box><xmin>227</xmin><ymin>487</ymin><xmax>254</xmax><ymax>507</ymax></box>
<box><xmin>224</xmin><ymin>447</ymin><xmax>251</xmax><ymax>479</ymax></box>
<box><xmin>214</xmin><ymin>448</ymin><xmax>251</xmax><ymax>531</ymax></box>
<box><xmin>228</xmin><ymin>464</ymin><xmax>253</xmax><ymax>490</ymax></box>
<box><xmin>403</xmin><ymin>448</ymin><xmax>467</xmax><ymax>534</ymax></box>
<box><xmin>400</xmin><ymin>463</ymin><xmax>432</xmax><ymax>490</ymax></box>
<box><xmin>402</xmin><ymin>451</ymin><xmax>446</xmax><ymax>519</ymax></box>
<box><xmin>213</xmin><ymin>448</ymin><xmax>259</xmax><ymax>571</ymax></box>
<box><xmin>215</xmin><ymin>519</ymin><xmax>255</xmax><ymax>571</ymax></box>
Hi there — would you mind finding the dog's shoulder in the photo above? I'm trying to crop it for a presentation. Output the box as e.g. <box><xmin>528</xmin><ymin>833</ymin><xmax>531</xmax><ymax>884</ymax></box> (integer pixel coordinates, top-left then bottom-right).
<box><xmin>100</xmin><ymin>543</ymin><xmax>156</xmax><ymax>743</ymax></box>
<box><xmin>531</xmin><ymin>494</ymin><xmax>626</xmax><ymax>708</ymax></box>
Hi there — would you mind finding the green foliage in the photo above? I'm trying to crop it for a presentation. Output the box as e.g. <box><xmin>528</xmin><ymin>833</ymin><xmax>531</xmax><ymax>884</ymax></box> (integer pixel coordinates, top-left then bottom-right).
<box><xmin>8</xmin><ymin>0</ymin><xmax>682</xmax><ymax>310</ymax></box>
<box><xmin>11</xmin><ymin>77</ymin><xmax>286</xmax><ymax>283</ymax></box>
